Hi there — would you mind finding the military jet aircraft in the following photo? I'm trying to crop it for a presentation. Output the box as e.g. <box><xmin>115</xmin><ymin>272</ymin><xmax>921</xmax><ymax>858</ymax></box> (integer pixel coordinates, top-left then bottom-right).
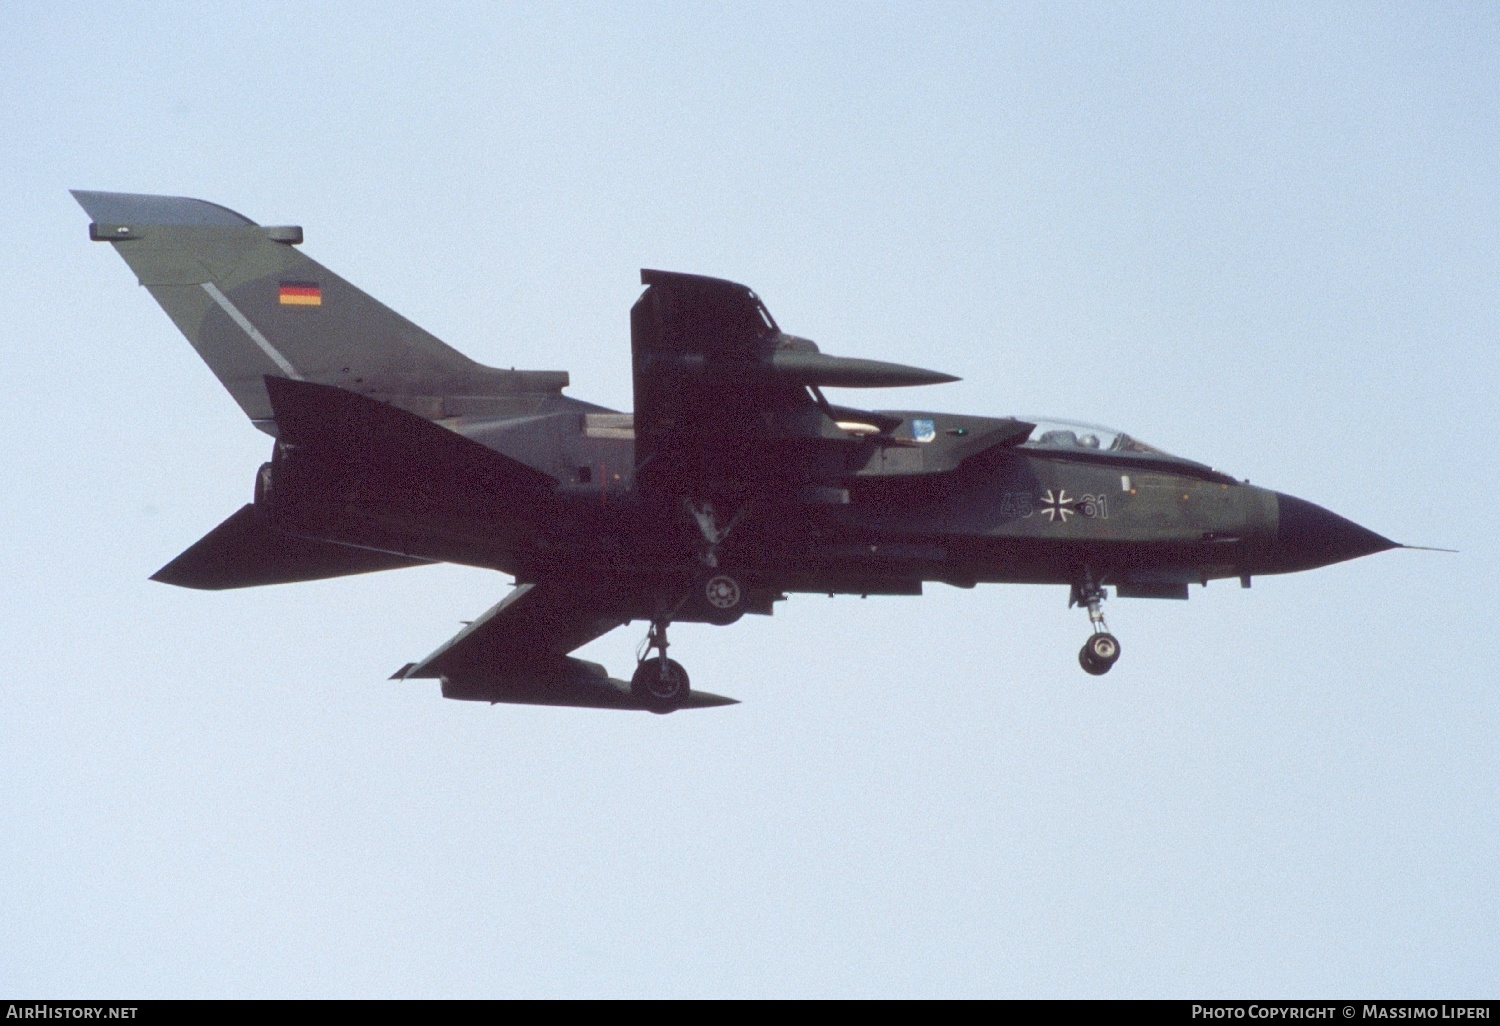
<box><xmin>73</xmin><ymin>190</ymin><xmax>1403</xmax><ymax>712</ymax></box>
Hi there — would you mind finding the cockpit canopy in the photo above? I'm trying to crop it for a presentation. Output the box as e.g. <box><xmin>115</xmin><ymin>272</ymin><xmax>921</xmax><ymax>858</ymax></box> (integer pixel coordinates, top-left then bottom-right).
<box><xmin>1015</xmin><ymin>417</ymin><xmax>1234</xmax><ymax>481</ymax></box>
<box><xmin>1020</xmin><ymin>418</ymin><xmax>1174</xmax><ymax>457</ymax></box>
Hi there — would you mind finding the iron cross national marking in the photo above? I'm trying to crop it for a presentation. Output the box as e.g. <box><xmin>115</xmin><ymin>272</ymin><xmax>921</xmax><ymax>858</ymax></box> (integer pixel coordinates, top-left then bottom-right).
<box><xmin>1040</xmin><ymin>488</ymin><xmax>1075</xmax><ymax>523</ymax></box>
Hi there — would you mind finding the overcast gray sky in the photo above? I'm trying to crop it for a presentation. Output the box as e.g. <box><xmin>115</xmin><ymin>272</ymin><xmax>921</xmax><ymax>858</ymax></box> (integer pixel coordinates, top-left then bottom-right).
<box><xmin>2</xmin><ymin>1</ymin><xmax>1496</xmax><ymax>997</ymax></box>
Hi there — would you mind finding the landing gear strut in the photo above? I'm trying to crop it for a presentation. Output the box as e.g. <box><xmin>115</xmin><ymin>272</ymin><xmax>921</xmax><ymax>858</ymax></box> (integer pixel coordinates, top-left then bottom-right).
<box><xmin>685</xmin><ymin>499</ymin><xmax>754</xmax><ymax>569</ymax></box>
<box><xmin>1070</xmin><ymin>571</ymin><xmax>1121</xmax><ymax>676</ymax></box>
<box><xmin>632</xmin><ymin>616</ymin><xmax>691</xmax><ymax>713</ymax></box>
<box><xmin>685</xmin><ymin>500</ymin><xmax>750</xmax><ymax>623</ymax></box>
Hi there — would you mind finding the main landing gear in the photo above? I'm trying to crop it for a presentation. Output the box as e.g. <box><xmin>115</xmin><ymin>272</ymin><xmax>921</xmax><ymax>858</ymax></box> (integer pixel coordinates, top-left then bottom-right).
<box><xmin>632</xmin><ymin>616</ymin><xmax>691</xmax><ymax>714</ymax></box>
<box><xmin>686</xmin><ymin>499</ymin><xmax>749</xmax><ymax>570</ymax></box>
<box><xmin>629</xmin><ymin>566</ymin><xmax>750</xmax><ymax>712</ymax></box>
<box><xmin>630</xmin><ymin>501</ymin><xmax>754</xmax><ymax>712</ymax></box>
<box><xmin>1071</xmin><ymin>573</ymin><xmax>1122</xmax><ymax>676</ymax></box>
<box><xmin>686</xmin><ymin>500</ymin><xmax>750</xmax><ymax>624</ymax></box>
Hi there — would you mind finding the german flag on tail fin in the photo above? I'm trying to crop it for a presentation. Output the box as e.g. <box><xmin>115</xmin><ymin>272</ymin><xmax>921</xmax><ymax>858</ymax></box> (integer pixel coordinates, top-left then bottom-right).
<box><xmin>277</xmin><ymin>281</ymin><xmax>321</xmax><ymax>306</ymax></box>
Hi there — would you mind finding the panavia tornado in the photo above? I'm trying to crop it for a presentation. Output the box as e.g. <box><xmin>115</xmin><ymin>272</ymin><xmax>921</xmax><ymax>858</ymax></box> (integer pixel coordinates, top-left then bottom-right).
<box><xmin>74</xmin><ymin>190</ymin><xmax>1404</xmax><ymax>712</ymax></box>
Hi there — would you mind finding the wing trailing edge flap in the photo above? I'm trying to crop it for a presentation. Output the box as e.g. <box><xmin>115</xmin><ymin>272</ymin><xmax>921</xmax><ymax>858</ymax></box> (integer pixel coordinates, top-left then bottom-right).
<box><xmin>152</xmin><ymin>503</ymin><xmax>432</xmax><ymax>590</ymax></box>
<box><xmin>393</xmin><ymin>582</ymin><xmax>737</xmax><ymax>711</ymax></box>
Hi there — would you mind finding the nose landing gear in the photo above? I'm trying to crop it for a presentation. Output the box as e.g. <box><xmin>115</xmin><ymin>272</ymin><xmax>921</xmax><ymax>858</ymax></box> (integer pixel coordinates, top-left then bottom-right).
<box><xmin>1071</xmin><ymin>573</ymin><xmax>1121</xmax><ymax>676</ymax></box>
<box><xmin>1079</xmin><ymin>631</ymin><xmax>1120</xmax><ymax>675</ymax></box>
<box><xmin>632</xmin><ymin>616</ymin><xmax>691</xmax><ymax>713</ymax></box>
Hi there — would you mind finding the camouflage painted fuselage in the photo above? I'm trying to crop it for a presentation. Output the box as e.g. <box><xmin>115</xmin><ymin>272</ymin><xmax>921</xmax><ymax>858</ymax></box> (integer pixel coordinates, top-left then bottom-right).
<box><xmin>75</xmin><ymin>189</ymin><xmax>1395</xmax><ymax>708</ymax></box>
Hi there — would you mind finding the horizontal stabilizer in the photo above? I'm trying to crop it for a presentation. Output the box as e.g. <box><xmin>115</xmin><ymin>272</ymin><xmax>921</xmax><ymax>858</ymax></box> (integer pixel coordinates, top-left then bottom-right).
<box><xmin>265</xmin><ymin>376</ymin><xmax>557</xmax><ymax>511</ymax></box>
<box><xmin>152</xmin><ymin>504</ymin><xmax>431</xmax><ymax>590</ymax></box>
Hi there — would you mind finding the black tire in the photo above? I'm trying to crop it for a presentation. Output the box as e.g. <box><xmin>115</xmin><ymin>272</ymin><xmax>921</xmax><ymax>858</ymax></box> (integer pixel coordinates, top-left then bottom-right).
<box><xmin>1079</xmin><ymin>646</ymin><xmax>1109</xmax><ymax>675</ymax></box>
<box><xmin>631</xmin><ymin>656</ymin><xmax>691</xmax><ymax>713</ymax></box>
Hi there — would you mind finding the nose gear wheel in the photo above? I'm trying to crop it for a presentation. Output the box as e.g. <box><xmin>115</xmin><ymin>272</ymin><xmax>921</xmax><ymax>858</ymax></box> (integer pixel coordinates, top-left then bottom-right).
<box><xmin>1079</xmin><ymin>631</ymin><xmax>1121</xmax><ymax>675</ymax></box>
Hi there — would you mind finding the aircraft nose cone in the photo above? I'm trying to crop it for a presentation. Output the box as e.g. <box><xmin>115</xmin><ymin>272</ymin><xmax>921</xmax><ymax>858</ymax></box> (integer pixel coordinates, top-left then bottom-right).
<box><xmin>1273</xmin><ymin>492</ymin><xmax>1397</xmax><ymax>571</ymax></box>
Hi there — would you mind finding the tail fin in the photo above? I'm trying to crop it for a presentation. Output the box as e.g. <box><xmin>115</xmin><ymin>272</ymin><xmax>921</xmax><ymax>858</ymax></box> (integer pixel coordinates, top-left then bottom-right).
<box><xmin>72</xmin><ymin>190</ymin><xmax>567</xmax><ymax>433</ymax></box>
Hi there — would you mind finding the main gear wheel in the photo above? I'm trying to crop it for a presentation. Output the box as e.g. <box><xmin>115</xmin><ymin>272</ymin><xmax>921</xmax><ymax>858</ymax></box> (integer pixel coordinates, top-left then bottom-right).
<box><xmin>633</xmin><ymin>617</ymin><xmax>691</xmax><ymax>713</ymax></box>
<box><xmin>632</xmin><ymin>656</ymin><xmax>690</xmax><ymax>713</ymax></box>
<box><xmin>703</xmin><ymin>573</ymin><xmax>744</xmax><ymax>615</ymax></box>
